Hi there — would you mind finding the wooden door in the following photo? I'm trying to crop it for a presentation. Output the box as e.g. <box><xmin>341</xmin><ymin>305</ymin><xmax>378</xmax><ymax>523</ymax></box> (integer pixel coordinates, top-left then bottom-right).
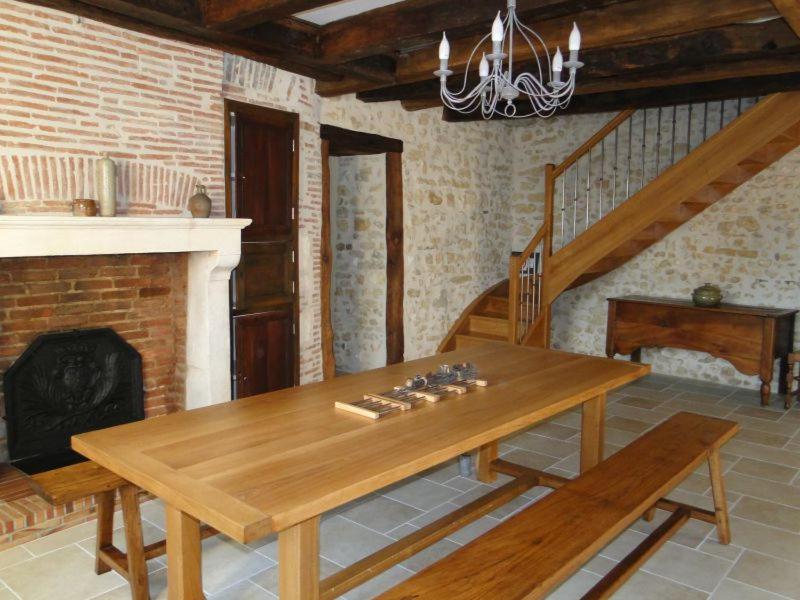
<box><xmin>227</xmin><ymin>101</ymin><xmax>299</xmax><ymax>398</ymax></box>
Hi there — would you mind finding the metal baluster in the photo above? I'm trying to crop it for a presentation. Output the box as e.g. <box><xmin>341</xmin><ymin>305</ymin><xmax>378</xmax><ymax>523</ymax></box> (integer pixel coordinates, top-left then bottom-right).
<box><xmin>737</xmin><ymin>97</ymin><xmax>742</xmax><ymax>117</ymax></box>
<box><xmin>585</xmin><ymin>150</ymin><xmax>591</xmax><ymax>230</ymax></box>
<box><xmin>599</xmin><ymin>137</ymin><xmax>605</xmax><ymax>218</ymax></box>
<box><xmin>686</xmin><ymin>104</ymin><xmax>693</xmax><ymax>155</ymax></box>
<box><xmin>702</xmin><ymin>101</ymin><xmax>709</xmax><ymax>141</ymax></box>
<box><xmin>719</xmin><ymin>99</ymin><xmax>725</xmax><ymax>131</ymax></box>
<box><xmin>611</xmin><ymin>126</ymin><xmax>619</xmax><ymax>209</ymax></box>
<box><xmin>559</xmin><ymin>172</ymin><xmax>566</xmax><ymax>250</ymax></box>
<box><xmin>640</xmin><ymin>109</ymin><xmax>647</xmax><ymax>191</ymax></box>
<box><xmin>536</xmin><ymin>250</ymin><xmax>542</xmax><ymax>317</ymax></box>
<box><xmin>655</xmin><ymin>106</ymin><xmax>662</xmax><ymax>175</ymax></box>
<box><xmin>670</xmin><ymin>105</ymin><xmax>677</xmax><ymax>166</ymax></box>
<box><xmin>523</xmin><ymin>265</ymin><xmax>528</xmax><ymax>336</ymax></box>
<box><xmin>626</xmin><ymin>116</ymin><xmax>633</xmax><ymax>201</ymax></box>
<box><xmin>573</xmin><ymin>161</ymin><xmax>579</xmax><ymax>243</ymax></box>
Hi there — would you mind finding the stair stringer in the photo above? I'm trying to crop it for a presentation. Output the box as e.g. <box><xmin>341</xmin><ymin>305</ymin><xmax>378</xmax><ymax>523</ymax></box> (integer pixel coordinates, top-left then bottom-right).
<box><xmin>542</xmin><ymin>92</ymin><xmax>800</xmax><ymax>306</ymax></box>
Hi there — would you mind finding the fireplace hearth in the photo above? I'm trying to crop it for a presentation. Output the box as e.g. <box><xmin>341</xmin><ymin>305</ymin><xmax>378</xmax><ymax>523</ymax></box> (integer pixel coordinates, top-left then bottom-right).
<box><xmin>3</xmin><ymin>328</ymin><xmax>144</xmax><ymax>474</ymax></box>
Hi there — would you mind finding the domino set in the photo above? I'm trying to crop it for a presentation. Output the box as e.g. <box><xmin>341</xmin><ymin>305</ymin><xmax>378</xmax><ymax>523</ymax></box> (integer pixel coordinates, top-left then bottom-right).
<box><xmin>335</xmin><ymin>362</ymin><xmax>488</xmax><ymax>419</ymax></box>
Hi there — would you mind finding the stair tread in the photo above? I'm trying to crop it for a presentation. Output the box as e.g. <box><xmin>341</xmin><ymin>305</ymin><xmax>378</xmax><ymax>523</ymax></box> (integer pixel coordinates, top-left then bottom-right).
<box><xmin>475</xmin><ymin>308</ymin><xmax>508</xmax><ymax>319</ymax></box>
<box><xmin>457</xmin><ymin>332</ymin><xmax>507</xmax><ymax>342</ymax></box>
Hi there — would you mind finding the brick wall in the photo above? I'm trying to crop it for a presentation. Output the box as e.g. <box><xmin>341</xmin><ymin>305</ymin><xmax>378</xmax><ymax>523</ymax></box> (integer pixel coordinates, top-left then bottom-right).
<box><xmin>0</xmin><ymin>0</ymin><xmax>225</xmax><ymax>216</ymax></box>
<box><xmin>0</xmin><ymin>253</ymin><xmax>188</xmax><ymax>461</ymax></box>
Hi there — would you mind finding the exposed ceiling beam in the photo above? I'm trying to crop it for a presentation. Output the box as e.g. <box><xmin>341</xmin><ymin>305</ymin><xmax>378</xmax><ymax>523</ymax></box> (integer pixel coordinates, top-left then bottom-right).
<box><xmin>442</xmin><ymin>72</ymin><xmax>800</xmax><ymax>120</ymax></box>
<box><xmin>317</xmin><ymin>0</ymin><xmax>628</xmax><ymax>64</ymax></box>
<box><xmin>356</xmin><ymin>20</ymin><xmax>800</xmax><ymax>105</ymax></box>
<box><xmin>316</xmin><ymin>0</ymin><xmax>780</xmax><ymax>96</ymax></box>
<box><xmin>393</xmin><ymin>53</ymin><xmax>800</xmax><ymax>110</ymax></box>
<box><xmin>17</xmin><ymin>0</ymin><xmax>342</xmax><ymax>79</ymax></box>
<box><xmin>770</xmin><ymin>0</ymin><xmax>800</xmax><ymax>36</ymax></box>
<box><xmin>395</xmin><ymin>0</ymin><xmax>778</xmax><ymax>86</ymax></box>
<box><xmin>203</xmin><ymin>0</ymin><xmax>340</xmax><ymax>31</ymax></box>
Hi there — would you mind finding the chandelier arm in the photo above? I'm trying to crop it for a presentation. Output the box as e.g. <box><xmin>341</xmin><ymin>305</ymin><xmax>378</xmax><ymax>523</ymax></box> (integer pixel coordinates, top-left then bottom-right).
<box><xmin>516</xmin><ymin>19</ymin><xmax>554</xmax><ymax>80</ymax></box>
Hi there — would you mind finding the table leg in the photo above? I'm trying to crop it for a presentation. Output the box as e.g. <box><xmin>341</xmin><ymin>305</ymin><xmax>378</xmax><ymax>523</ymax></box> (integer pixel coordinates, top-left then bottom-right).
<box><xmin>476</xmin><ymin>441</ymin><xmax>498</xmax><ymax>483</ymax></box>
<box><xmin>580</xmin><ymin>393</ymin><xmax>606</xmax><ymax>473</ymax></box>
<box><xmin>760</xmin><ymin>379</ymin><xmax>772</xmax><ymax>407</ymax></box>
<box><xmin>630</xmin><ymin>348</ymin><xmax>642</xmax><ymax>363</ymax></box>
<box><xmin>279</xmin><ymin>516</ymin><xmax>320</xmax><ymax>600</ymax></box>
<box><xmin>166</xmin><ymin>504</ymin><xmax>205</xmax><ymax>600</ymax></box>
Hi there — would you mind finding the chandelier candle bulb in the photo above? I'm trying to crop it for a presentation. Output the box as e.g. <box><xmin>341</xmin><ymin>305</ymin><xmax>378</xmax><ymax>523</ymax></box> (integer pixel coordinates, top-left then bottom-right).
<box><xmin>491</xmin><ymin>12</ymin><xmax>504</xmax><ymax>42</ymax></box>
<box><xmin>553</xmin><ymin>47</ymin><xmax>564</xmax><ymax>83</ymax></box>
<box><xmin>479</xmin><ymin>53</ymin><xmax>490</xmax><ymax>78</ymax></box>
<box><xmin>438</xmin><ymin>33</ymin><xmax>450</xmax><ymax>60</ymax></box>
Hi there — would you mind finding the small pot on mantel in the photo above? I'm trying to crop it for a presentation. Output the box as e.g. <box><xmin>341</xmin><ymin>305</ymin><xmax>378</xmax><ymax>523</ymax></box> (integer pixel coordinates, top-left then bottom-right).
<box><xmin>188</xmin><ymin>184</ymin><xmax>212</xmax><ymax>218</ymax></box>
<box><xmin>692</xmin><ymin>283</ymin><xmax>723</xmax><ymax>308</ymax></box>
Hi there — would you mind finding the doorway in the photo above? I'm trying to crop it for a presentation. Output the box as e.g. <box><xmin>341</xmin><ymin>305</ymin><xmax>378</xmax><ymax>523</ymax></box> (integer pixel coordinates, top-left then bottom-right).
<box><xmin>320</xmin><ymin>125</ymin><xmax>404</xmax><ymax>379</ymax></box>
<box><xmin>225</xmin><ymin>100</ymin><xmax>299</xmax><ymax>398</ymax></box>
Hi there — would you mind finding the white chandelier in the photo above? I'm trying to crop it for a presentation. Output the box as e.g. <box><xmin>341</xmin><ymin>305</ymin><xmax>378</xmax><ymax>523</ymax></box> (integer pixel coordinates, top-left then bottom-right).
<box><xmin>434</xmin><ymin>0</ymin><xmax>583</xmax><ymax>119</ymax></box>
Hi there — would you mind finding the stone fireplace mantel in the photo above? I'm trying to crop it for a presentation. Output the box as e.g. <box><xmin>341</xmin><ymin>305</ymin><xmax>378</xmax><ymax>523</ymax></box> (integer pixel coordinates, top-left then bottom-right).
<box><xmin>0</xmin><ymin>215</ymin><xmax>251</xmax><ymax>410</ymax></box>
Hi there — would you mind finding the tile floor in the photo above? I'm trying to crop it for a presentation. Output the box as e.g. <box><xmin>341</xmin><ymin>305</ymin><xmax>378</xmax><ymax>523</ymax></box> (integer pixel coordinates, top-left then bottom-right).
<box><xmin>1</xmin><ymin>373</ymin><xmax>799</xmax><ymax>599</ymax></box>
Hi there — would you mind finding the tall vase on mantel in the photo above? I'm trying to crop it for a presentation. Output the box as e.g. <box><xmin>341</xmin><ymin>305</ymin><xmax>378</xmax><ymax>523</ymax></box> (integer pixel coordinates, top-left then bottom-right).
<box><xmin>94</xmin><ymin>154</ymin><xmax>117</xmax><ymax>216</ymax></box>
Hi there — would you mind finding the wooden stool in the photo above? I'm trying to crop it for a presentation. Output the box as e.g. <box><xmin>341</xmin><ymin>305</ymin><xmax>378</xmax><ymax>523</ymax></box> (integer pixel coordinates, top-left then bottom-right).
<box><xmin>30</xmin><ymin>462</ymin><xmax>152</xmax><ymax>600</ymax></box>
<box><xmin>786</xmin><ymin>352</ymin><xmax>800</xmax><ymax>410</ymax></box>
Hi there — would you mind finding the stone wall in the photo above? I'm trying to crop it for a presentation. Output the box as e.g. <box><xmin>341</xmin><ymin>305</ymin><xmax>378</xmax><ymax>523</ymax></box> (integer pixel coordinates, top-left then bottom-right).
<box><xmin>330</xmin><ymin>155</ymin><xmax>388</xmax><ymax>373</ymax></box>
<box><xmin>322</xmin><ymin>99</ymin><xmax>512</xmax><ymax>360</ymax></box>
<box><xmin>511</xmin><ymin>107</ymin><xmax>800</xmax><ymax>390</ymax></box>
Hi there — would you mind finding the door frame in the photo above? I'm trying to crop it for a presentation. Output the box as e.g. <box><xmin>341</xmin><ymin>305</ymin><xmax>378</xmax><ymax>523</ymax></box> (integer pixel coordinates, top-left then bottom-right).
<box><xmin>319</xmin><ymin>124</ymin><xmax>404</xmax><ymax>380</ymax></box>
<box><xmin>224</xmin><ymin>99</ymin><xmax>301</xmax><ymax>389</ymax></box>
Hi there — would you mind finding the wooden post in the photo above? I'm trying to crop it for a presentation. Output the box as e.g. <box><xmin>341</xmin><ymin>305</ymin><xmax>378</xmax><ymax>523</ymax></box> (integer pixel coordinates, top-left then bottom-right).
<box><xmin>166</xmin><ymin>504</ymin><xmax>205</xmax><ymax>600</ymax></box>
<box><xmin>320</xmin><ymin>140</ymin><xmax>336</xmax><ymax>381</ymax></box>
<box><xmin>508</xmin><ymin>254</ymin><xmax>520</xmax><ymax>343</ymax></box>
<box><xmin>708</xmin><ymin>448</ymin><xmax>731</xmax><ymax>544</ymax></box>
<box><xmin>580</xmin><ymin>393</ymin><xmax>606</xmax><ymax>473</ymax></box>
<box><xmin>94</xmin><ymin>490</ymin><xmax>115</xmax><ymax>575</ymax></box>
<box><xmin>476</xmin><ymin>441</ymin><xmax>499</xmax><ymax>483</ymax></box>
<box><xmin>120</xmin><ymin>485</ymin><xmax>149</xmax><ymax>600</ymax></box>
<box><xmin>279</xmin><ymin>516</ymin><xmax>321</xmax><ymax>600</ymax></box>
<box><xmin>386</xmin><ymin>151</ymin><xmax>404</xmax><ymax>365</ymax></box>
<box><xmin>540</xmin><ymin>163</ymin><xmax>556</xmax><ymax>348</ymax></box>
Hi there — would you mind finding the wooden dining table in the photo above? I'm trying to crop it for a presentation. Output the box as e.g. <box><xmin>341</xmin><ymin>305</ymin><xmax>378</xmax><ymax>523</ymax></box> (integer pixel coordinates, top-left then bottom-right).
<box><xmin>72</xmin><ymin>342</ymin><xmax>648</xmax><ymax>599</ymax></box>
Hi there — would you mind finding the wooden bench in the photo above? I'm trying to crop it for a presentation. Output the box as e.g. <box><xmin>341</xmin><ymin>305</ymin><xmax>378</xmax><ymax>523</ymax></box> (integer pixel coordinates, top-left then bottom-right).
<box><xmin>378</xmin><ymin>412</ymin><xmax>739</xmax><ymax>600</ymax></box>
<box><xmin>30</xmin><ymin>461</ymin><xmax>219</xmax><ymax>600</ymax></box>
<box><xmin>29</xmin><ymin>461</ymin><xmax>153</xmax><ymax>600</ymax></box>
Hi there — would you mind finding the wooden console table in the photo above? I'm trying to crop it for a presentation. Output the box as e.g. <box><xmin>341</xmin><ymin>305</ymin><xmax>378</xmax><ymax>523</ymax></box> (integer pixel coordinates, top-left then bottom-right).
<box><xmin>606</xmin><ymin>296</ymin><xmax>797</xmax><ymax>407</ymax></box>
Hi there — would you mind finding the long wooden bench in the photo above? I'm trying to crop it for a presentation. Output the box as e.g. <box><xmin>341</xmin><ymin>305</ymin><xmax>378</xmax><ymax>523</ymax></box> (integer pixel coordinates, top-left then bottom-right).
<box><xmin>378</xmin><ymin>412</ymin><xmax>739</xmax><ymax>600</ymax></box>
<box><xmin>29</xmin><ymin>461</ymin><xmax>217</xmax><ymax>600</ymax></box>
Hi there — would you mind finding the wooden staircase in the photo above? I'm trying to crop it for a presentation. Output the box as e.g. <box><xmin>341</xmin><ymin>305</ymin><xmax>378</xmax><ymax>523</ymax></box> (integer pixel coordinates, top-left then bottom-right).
<box><xmin>439</xmin><ymin>92</ymin><xmax>800</xmax><ymax>353</ymax></box>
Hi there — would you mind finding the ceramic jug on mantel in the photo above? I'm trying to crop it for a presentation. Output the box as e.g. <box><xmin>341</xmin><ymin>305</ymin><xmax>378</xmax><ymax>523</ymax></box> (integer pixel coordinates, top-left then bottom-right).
<box><xmin>94</xmin><ymin>154</ymin><xmax>117</xmax><ymax>216</ymax></box>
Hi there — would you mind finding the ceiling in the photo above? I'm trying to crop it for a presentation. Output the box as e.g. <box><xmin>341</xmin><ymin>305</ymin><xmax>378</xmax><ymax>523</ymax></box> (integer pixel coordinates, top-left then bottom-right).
<box><xmin>17</xmin><ymin>0</ymin><xmax>800</xmax><ymax>121</ymax></box>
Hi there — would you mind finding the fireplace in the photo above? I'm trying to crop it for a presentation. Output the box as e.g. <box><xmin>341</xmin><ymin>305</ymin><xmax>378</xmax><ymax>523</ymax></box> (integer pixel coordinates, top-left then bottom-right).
<box><xmin>3</xmin><ymin>328</ymin><xmax>144</xmax><ymax>474</ymax></box>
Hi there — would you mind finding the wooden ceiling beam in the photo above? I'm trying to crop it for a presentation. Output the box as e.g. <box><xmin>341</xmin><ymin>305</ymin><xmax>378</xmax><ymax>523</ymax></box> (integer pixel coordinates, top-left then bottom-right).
<box><xmin>396</xmin><ymin>52</ymin><xmax>800</xmax><ymax>111</ymax></box>
<box><xmin>442</xmin><ymin>73</ymin><xmax>800</xmax><ymax>120</ymax></box>
<box><xmin>396</xmin><ymin>0</ymin><xmax>778</xmax><ymax>86</ymax></box>
<box><xmin>18</xmin><ymin>0</ymin><xmax>340</xmax><ymax>78</ymax></box>
<box><xmin>355</xmin><ymin>20</ymin><xmax>800</xmax><ymax>103</ymax></box>
<box><xmin>770</xmin><ymin>0</ymin><xmax>800</xmax><ymax>37</ymax></box>
<box><xmin>203</xmin><ymin>0</ymin><xmax>340</xmax><ymax>31</ymax></box>
<box><xmin>317</xmin><ymin>0</ymin><xmax>628</xmax><ymax>64</ymax></box>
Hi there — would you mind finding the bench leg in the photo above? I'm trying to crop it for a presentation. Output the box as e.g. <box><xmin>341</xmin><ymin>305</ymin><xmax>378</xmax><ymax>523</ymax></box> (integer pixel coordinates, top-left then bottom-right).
<box><xmin>95</xmin><ymin>490</ymin><xmax>116</xmax><ymax>575</ymax></box>
<box><xmin>707</xmin><ymin>449</ymin><xmax>731</xmax><ymax>545</ymax></box>
<box><xmin>120</xmin><ymin>485</ymin><xmax>150</xmax><ymax>600</ymax></box>
<box><xmin>476</xmin><ymin>442</ymin><xmax>498</xmax><ymax>484</ymax></box>
<box><xmin>580</xmin><ymin>393</ymin><xmax>606</xmax><ymax>473</ymax></box>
